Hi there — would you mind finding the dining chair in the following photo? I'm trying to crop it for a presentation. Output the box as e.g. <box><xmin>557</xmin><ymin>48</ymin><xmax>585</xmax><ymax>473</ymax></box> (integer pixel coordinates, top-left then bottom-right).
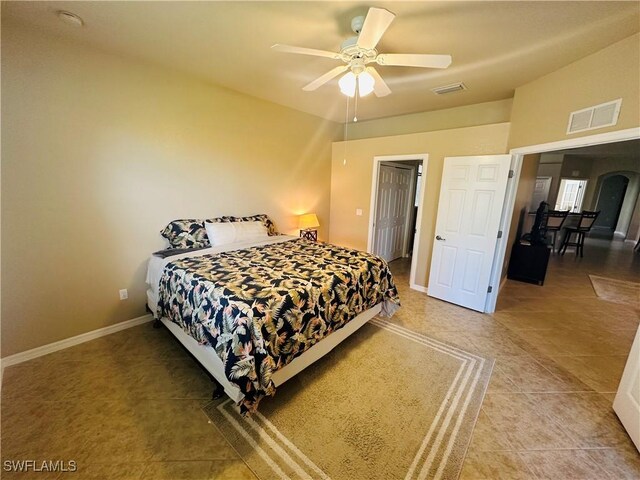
<box><xmin>559</xmin><ymin>210</ymin><xmax>600</xmax><ymax>257</ymax></box>
<box><xmin>545</xmin><ymin>210</ymin><xmax>569</xmax><ymax>253</ymax></box>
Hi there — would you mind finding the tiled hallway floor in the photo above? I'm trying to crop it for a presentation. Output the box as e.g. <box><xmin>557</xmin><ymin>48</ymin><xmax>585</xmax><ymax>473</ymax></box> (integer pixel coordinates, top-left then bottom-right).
<box><xmin>2</xmin><ymin>237</ymin><xmax>639</xmax><ymax>479</ymax></box>
<box><xmin>390</xmin><ymin>237</ymin><xmax>640</xmax><ymax>479</ymax></box>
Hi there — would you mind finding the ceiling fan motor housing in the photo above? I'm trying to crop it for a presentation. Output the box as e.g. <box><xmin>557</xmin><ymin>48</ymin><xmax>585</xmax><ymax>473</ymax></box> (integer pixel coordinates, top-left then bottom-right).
<box><xmin>340</xmin><ymin>37</ymin><xmax>377</xmax><ymax>65</ymax></box>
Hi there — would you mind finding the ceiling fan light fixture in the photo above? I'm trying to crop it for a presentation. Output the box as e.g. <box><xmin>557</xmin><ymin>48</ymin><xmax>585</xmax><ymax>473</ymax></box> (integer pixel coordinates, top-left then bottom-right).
<box><xmin>339</xmin><ymin>70</ymin><xmax>375</xmax><ymax>98</ymax></box>
<box><xmin>358</xmin><ymin>71</ymin><xmax>375</xmax><ymax>97</ymax></box>
<box><xmin>339</xmin><ymin>72</ymin><xmax>357</xmax><ymax>97</ymax></box>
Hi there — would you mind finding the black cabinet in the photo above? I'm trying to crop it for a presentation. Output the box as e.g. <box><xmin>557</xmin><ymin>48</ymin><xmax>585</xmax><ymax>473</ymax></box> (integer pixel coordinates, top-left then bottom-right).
<box><xmin>507</xmin><ymin>243</ymin><xmax>550</xmax><ymax>286</ymax></box>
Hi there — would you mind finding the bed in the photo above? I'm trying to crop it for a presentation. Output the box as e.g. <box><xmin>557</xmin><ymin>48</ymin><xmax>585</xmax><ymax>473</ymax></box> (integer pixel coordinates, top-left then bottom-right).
<box><xmin>146</xmin><ymin>233</ymin><xmax>400</xmax><ymax>414</ymax></box>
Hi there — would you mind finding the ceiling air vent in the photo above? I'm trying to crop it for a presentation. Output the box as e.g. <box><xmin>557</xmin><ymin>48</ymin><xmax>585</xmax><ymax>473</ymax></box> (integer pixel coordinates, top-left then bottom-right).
<box><xmin>431</xmin><ymin>82</ymin><xmax>466</xmax><ymax>95</ymax></box>
<box><xmin>567</xmin><ymin>99</ymin><xmax>622</xmax><ymax>135</ymax></box>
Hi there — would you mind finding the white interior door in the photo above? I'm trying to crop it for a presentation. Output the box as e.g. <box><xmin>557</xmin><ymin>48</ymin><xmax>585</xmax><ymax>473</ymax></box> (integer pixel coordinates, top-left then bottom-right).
<box><xmin>427</xmin><ymin>155</ymin><xmax>511</xmax><ymax>312</ymax></box>
<box><xmin>530</xmin><ymin>176</ymin><xmax>552</xmax><ymax>210</ymax></box>
<box><xmin>613</xmin><ymin>325</ymin><xmax>640</xmax><ymax>452</ymax></box>
<box><xmin>374</xmin><ymin>164</ymin><xmax>413</xmax><ymax>262</ymax></box>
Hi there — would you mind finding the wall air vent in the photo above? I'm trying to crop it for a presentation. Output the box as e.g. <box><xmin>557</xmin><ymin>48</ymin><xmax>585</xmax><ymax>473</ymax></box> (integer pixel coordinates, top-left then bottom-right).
<box><xmin>567</xmin><ymin>99</ymin><xmax>622</xmax><ymax>135</ymax></box>
<box><xmin>431</xmin><ymin>82</ymin><xmax>466</xmax><ymax>95</ymax></box>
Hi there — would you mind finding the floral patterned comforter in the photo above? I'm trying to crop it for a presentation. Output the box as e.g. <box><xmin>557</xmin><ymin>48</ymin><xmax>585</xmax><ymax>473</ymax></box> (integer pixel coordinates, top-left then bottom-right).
<box><xmin>157</xmin><ymin>238</ymin><xmax>400</xmax><ymax>413</ymax></box>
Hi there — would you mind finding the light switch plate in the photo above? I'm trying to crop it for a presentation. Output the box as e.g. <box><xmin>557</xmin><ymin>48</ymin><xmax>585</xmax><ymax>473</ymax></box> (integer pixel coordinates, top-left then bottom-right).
<box><xmin>356</xmin><ymin>208</ymin><xmax>363</xmax><ymax>216</ymax></box>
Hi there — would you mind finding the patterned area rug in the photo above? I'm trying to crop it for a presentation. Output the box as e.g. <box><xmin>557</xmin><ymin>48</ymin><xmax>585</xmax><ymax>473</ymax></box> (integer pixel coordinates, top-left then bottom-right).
<box><xmin>589</xmin><ymin>275</ymin><xmax>640</xmax><ymax>307</ymax></box>
<box><xmin>203</xmin><ymin>318</ymin><xmax>493</xmax><ymax>480</ymax></box>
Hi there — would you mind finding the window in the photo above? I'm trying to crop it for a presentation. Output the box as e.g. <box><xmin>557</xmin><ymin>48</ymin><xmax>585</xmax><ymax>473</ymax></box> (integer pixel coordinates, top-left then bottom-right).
<box><xmin>555</xmin><ymin>179</ymin><xmax>588</xmax><ymax>213</ymax></box>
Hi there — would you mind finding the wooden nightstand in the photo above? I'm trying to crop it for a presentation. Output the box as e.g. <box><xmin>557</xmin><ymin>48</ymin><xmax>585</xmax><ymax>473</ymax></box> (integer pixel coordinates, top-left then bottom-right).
<box><xmin>300</xmin><ymin>229</ymin><xmax>318</xmax><ymax>241</ymax></box>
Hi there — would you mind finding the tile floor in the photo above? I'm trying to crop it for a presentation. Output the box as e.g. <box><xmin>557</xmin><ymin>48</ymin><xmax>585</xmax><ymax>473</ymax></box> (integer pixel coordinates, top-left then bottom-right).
<box><xmin>390</xmin><ymin>236</ymin><xmax>640</xmax><ymax>480</ymax></box>
<box><xmin>1</xmin><ymin>236</ymin><xmax>639</xmax><ymax>479</ymax></box>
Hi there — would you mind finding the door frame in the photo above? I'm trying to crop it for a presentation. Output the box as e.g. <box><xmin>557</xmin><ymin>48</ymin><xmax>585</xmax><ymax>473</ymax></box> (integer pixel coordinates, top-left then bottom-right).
<box><xmin>367</xmin><ymin>153</ymin><xmax>429</xmax><ymax>291</ymax></box>
<box><xmin>485</xmin><ymin>127</ymin><xmax>640</xmax><ymax>313</ymax></box>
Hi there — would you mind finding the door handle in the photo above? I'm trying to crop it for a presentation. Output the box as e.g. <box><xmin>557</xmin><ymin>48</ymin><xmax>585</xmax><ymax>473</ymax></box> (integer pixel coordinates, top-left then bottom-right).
<box><xmin>436</xmin><ymin>235</ymin><xmax>446</xmax><ymax>241</ymax></box>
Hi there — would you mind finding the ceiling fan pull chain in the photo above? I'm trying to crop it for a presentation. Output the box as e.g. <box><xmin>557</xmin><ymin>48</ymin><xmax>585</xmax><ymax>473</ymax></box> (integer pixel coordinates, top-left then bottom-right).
<box><xmin>353</xmin><ymin>89</ymin><xmax>359</xmax><ymax>122</ymax></box>
<box><xmin>343</xmin><ymin>95</ymin><xmax>350</xmax><ymax>166</ymax></box>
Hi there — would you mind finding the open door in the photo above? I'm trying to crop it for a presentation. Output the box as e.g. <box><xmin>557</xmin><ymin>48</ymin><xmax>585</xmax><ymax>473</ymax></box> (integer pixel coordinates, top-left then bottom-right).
<box><xmin>373</xmin><ymin>163</ymin><xmax>414</xmax><ymax>262</ymax></box>
<box><xmin>613</xmin><ymin>325</ymin><xmax>640</xmax><ymax>452</ymax></box>
<box><xmin>428</xmin><ymin>155</ymin><xmax>511</xmax><ymax>312</ymax></box>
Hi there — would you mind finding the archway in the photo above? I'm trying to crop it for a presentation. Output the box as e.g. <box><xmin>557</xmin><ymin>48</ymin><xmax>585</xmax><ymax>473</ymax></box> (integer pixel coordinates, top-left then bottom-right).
<box><xmin>591</xmin><ymin>170</ymin><xmax>640</xmax><ymax>237</ymax></box>
<box><xmin>594</xmin><ymin>174</ymin><xmax>630</xmax><ymax>231</ymax></box>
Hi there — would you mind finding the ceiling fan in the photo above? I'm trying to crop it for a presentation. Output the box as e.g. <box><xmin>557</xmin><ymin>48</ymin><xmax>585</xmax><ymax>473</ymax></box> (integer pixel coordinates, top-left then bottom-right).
<box><xmin>272</xmin><ymin>7</ymin><xmax>452</xmax><ymax>98</ymax></box>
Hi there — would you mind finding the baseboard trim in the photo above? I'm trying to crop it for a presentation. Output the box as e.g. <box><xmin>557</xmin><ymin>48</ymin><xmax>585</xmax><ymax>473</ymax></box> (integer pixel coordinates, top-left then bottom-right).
<box><xmin>410</xmin><ymin>283</ymin><xmax>429</xmax><ymax>293</ymax></box>
<box><xmin>1</xmin><ymin>314</ymin><xmax>153</xmax><ymax>370</ymax></box>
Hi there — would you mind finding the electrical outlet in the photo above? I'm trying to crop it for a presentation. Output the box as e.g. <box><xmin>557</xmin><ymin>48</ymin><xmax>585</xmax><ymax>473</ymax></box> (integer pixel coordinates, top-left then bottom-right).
<box><xmin>119</xmin><ymin>289</ymin><xmax>128</xmax><ymax>301</ymax></box>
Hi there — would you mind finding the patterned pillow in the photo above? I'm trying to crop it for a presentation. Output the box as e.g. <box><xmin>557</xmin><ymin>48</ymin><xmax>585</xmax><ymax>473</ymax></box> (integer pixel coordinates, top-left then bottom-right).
<box><xmin>208</xmin><ymin>214</ymin><xmax>278</xmax><ymax>236</ymax></box>
<box><xmin>160</xmin><ymin>219</ymin><xmax>210</xmax><ymax>249</ymax></box>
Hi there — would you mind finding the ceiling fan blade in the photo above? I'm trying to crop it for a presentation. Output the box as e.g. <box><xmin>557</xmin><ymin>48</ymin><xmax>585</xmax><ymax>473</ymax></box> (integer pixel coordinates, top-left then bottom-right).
<box><xmin>376</xmin><ymin>53</ymin><xmax>452</xmax><ymax>69</ymax></box>
<box><xmin>271</xmin><ymin>44</ymin><xmax>341</xmax><ymax>60</ymax></box>
<box><xmin>356</xmin><ymin>7</ymin><xmax>395</xmax><ymax>50</ymax></box>
<box><xmin>303</xmin><ymin>65</ymin><xmax>349</xmax><ymax>91</ymax></box>
<box><xmin>366</xmin><ymin>67</ymin><xmax>391</xmax><ymax>97</ymax></box>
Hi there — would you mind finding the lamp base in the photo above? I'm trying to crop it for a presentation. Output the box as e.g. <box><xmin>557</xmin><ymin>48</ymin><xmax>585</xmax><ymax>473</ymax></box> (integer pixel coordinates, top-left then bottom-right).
<box><xmin>300</xmin><ymin>229</ymin><xmax>318</xmax><ymax>242</ymax></box>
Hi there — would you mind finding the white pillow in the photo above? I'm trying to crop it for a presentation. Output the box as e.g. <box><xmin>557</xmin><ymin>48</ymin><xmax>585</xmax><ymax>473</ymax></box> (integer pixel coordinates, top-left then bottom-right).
<box><xmin>205</xmin><ymin>221</ymin><xmax>269</xmax><ymax>246</ymax></box>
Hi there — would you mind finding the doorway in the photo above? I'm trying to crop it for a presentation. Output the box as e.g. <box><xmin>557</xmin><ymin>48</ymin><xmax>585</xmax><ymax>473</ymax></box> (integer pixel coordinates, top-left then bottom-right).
<box><xmin>487</xmin><ymin>127</ymin><xmax>640</xmax><ymax>313</ymax></box>
<box><xmin>556</xmin><ymin>178</ymin><xmax>588</xmax><ymax>212</ymax></box>
<box><xmin>372</xmin><ymin>162</ymin><xmax>414</xmax><ymax>263</ymax></box>
<box><xmin>367</xmin><ymin>154</ymin><xmax>428</xmax><ymax>290</ymax></box>
<box><xmin>594</xmin><ymin>174</ymin><xmax>629</xmax><ymax>231</ymax></box>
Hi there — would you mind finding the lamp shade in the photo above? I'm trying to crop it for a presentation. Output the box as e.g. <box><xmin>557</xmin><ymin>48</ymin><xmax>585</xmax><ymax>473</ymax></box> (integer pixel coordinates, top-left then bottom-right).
<box><xmin>338</xmin><ymin>72</ymin><xmax>356</xmax><ymax>97</ymax></box>
<box><xmin>358</xmin><ymin>71</ymin><xmax>375</xmax><ymax>96</ymax></box>
<box><xmin>298</xmin><ymin>213</ymin><xmax>320</xmax><ymax>230</ymax></box>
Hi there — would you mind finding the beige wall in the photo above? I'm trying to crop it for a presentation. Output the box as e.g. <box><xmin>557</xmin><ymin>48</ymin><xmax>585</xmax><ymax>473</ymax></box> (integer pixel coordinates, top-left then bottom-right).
<box><xmin>536</xmin><ymin>155</ymin><xmax>563</xmax><ymax>209</ymax></box>
<box><xmin>509</xmin><ymin>33</ymin><xmax>640</xmax><ymax>149</ymax></box>
<box><xmin>628</xmin><ymin>194</ymin><xmax>640</xmax><ymax>243</ymax></box>
<box><xmin>347</xmin><ymin>99</ymin><xmax>512</xmax><ymax>141</ymax></box>
<box><xmin>329</xmin><ymin>123</ymin><xmax>511</xmax><ymax>288</ymax></box>
<box><xmin>1</xmin><ymin>24</ymin><xmax>341</xmax><ymax>357</ymax></box>
<box><xmin>560</xmin><ymin>156</ymin><xmax>593</xmax><ymax>183</ymax></box>
<box><xmin>585</xmin><ymin>157</ymin><xmax>640</xmax><ymax>206</ymax></box>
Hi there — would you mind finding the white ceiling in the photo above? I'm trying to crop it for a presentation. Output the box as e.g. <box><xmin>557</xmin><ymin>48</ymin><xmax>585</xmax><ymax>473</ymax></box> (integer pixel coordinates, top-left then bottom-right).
<box><xmin>4</xmin><ymin>1</ymin><xmax>639</xmax><ymax>123</ymax></box>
